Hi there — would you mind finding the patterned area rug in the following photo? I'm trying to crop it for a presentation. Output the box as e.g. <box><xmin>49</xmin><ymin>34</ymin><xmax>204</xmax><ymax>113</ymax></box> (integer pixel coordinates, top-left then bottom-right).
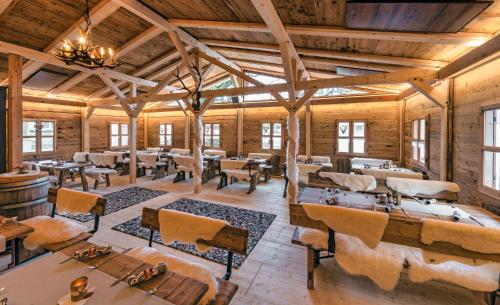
<box><xmin>60</xmin><ymin>187</ymin><xmax>167</xmax><ymax>222</ymax></box>
<box><xmin>112</xmin><ymin>198</ymin><xmax>276</xmax><ymax>268</ymax></box>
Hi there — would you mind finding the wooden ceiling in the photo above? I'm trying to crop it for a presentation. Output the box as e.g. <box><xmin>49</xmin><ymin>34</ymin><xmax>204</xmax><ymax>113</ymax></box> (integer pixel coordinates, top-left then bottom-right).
<box><xmin>0</xmin><ymin>0</ymin><xmax>497</xmax><ymax>102</ymax></box>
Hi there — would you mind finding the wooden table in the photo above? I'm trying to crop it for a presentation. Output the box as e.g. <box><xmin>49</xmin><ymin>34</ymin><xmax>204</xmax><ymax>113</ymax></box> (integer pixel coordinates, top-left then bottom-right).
<box><xmin>292</xmin><ymin>187</ymin><xmax>500</xmax><ymax>262</ymax></box>
<box><xmin>204</xmin><ymin>155</ymin><xmax>222</xmax><ymax>179</ymax></box>
<box><xmin>283</xmin><ymin>162</ymin><xmax>333</xmax><ymax>198</ymax></box>
<box><xmin>59</xmin><ymin>241</ymin><xmax>208</xmax><ymax>305</ymax></box>
<box><xmin>37</xmin><ymin>161</ymin><xmax>91</xmax><ymax>191</ymax></box>
<box><xmin>0</xmin><ymin>216</ymin><xmax>33</xmax><ymax>266</ymax></box>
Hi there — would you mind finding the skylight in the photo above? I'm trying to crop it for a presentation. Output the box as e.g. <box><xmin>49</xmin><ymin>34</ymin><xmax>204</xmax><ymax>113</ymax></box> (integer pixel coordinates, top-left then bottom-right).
<box><xmin>314</xmin><ymin>87</ymin><xmax>364</xmax><ymax>97</ymax></box>
<box><xmin>243</xmin><ymin>72</ymin><xmax>289</xmax><ymax>102</ymax></box>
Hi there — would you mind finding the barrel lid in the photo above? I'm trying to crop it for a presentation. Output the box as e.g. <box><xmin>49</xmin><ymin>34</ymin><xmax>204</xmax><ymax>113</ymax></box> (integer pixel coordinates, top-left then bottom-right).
<box><xmin>0</xmin><ymin>170</ymin><xmax>49</xmax><ymax>183</ymax></box>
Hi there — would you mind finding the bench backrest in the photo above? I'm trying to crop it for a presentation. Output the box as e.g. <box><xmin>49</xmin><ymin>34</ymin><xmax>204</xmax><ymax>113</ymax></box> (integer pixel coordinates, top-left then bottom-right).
<box><xmin>140</xmin><ymin>207</ymin><xmax>248</xmax><ymax>255</ymax></box>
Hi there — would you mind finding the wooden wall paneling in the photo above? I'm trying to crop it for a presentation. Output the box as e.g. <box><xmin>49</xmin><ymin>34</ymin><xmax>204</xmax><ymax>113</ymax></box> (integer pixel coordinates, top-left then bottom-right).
<box><xmin>147</xmin><ymin>111</ymin><xmax>187</xmax><ymax>149</ymax></box>
<box><xmin>22</xmin><ymin>102</ymin><xmax>82</xmax><ymax>161</ymax></box>
<box><xmin>453</xmin><ymin>58</ymin><xmax>500</xmax><ymax>208</ymax></box>
<box><xmin>195</xmin><ymin>109</ymin><xmax>238</xmax><ymax>156</ymax></box>
<box><xmin>7</xmin><ymin>54</ymin><xmax>22</xmax><ymax>171</ymax></box>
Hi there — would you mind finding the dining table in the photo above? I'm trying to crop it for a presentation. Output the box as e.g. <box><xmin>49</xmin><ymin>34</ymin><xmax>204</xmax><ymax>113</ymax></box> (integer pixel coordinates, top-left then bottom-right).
<box><xmin>0</xmin><ymin>241</ymin><xmax>210</xmax><ymax>305</ymax></box>
<box><xmin>37</xmin><ymin>160</ymin><xmax>92</xmax><ymax>191</ymax></box>
<box><xmin>291</xmin><ymin>187</ymin><xmax>500</xmax><ymax>262</ymax></box>
<box><xmin>0</xmin><ymin>216</ymin><xmax>33</xmax><ymax>266</ymax></box>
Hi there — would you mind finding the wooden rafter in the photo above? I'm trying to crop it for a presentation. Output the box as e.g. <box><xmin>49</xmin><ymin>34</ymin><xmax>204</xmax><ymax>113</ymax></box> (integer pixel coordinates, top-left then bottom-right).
<box><xmin>408</xmin><ymin>79</ymin><xmax>447</xmax><ymax>108</ymax></box>
<box><xmin>98</xmin><ymin>74</ymin><xmax>133</xmax><ymax>116</ymax></box>
<box><xmin>0</xmin><ymin>0</ymin><xmax>120</xmax><ymax>85</ymax></box>
<box><xmin>200</xmin><ymin>39</ymin><xmax>448</xmax><ymax>69</ymax></box>
<box><xmin>168</xmin><ymin>19</ymin><xmax>492</xmax><ymax>46</ymax></box>
<box><xmin>49</xmin><ymin>26</ymin><xmax>163</xmax><ymax>96</ymax></box>
<box><xmin>113</xmin><ymin>0</ymin><xmax>240</xmax><ymax>71</ymax></box>
<box><xmin>168</xmin><ymin>31</ymin><xmax>198</xmax><ymax>84</ymax></box>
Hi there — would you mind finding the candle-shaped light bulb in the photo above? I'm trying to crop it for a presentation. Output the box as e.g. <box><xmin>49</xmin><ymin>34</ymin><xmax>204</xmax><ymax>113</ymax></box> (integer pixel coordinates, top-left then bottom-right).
<box><xmin>108</xmin><ymin>48</ymin><xmax>113</xmax><ymax>57</ymax></box>
<box><xmin>78</xmin><ymin>36</ymin><xmax>86</xmax><ymax>45</ymax></box>
<box><xmin>99</xmin><ymin>47</ymin><xmax>105</xmax><ymax>57</ymax></box>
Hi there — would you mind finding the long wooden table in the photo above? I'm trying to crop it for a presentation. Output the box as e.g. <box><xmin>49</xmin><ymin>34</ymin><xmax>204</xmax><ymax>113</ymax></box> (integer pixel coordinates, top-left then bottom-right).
<box><xmin>37</xmin><ymin>161</ymin><xmax>91</xmax><ymax>191</ymax></box>
<box><xmin>0</xmin><ymin>216</ymin><xmax>33</xmax><ymax>266</ymax></box>
<box><xmin>291</xmin><ymin>187</ymin><xmax>500</xmax><ymax>262</ymax></box>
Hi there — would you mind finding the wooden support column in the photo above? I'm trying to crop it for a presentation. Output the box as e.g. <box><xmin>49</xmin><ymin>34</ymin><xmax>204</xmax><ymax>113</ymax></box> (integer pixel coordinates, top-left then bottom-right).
<box><xmin>82</xmin><ymin>106</ymin><xmax>94</xmax><ymax>152</ymax></box>
<box><xmin>129</xmin><ymin>83</ymin><xmax>137</xmax><ymax>184</ymax></box>
<box><xmin>144</xmin><ymin>112</ymin><xmax>148</xmax><ymax>148</ymax></box>
<box><xmin>399</xmin><ymin>99</ymin><xmax>406</xmax><ymax>166</ymax></box>
<box><xmin>305</xmin><ymin>102</ymin><xmax>312</xmax><ymax>157</ymax></box>
<box><xmin>237</xmin><ymin>108</ymin><xmax>243</xmax><ymax>156</ymax></box>
<box><xmin>446</xmin><ymin>78</ymin><xmax>454</xmax><ymax>181</ymax></box>
<box><xmin>287</xmin><ymin>111</ymin><xmax>300</xmax><ymax>204</ymax></box>
<box><xmin>7</xmin><ymin>54</ymin><xmax>22</xmax><ymax>171</ymax></box>
<box><xmin>184</xmin><ymin>112</ymin><xmax>190</xmax><ymax>150</ymax></box>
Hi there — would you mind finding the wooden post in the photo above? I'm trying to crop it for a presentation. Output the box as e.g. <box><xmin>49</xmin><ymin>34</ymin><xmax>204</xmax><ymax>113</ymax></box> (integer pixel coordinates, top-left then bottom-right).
<box><xmin>399</xmin><ymin>99</ymin><xmax>406</xmax><ymax>166</ymax></box>
<box><xmin>82</xmin><ymin>107</ymin><xmax>92</xmax><ymax>152</ymax></box>
<box><xmin>193</xmin><ymin>111</ymin><xmax>203</xmax><ymax>193</ymax></box>
<box><xmin>287</xmin><ymin>111</ymin><xmax>299</xmax><ymax>204</ymax></box>
<box><xmin>184</xmin><ymin>112</ymin><xmax>190</xmax><ymax>150</ymax></box>
<box><xmin>237</xmin><ymin>108</ymin><xmax>243</xmax><ymax>156</ymax></box>
<box><xmin>305</xmin><ymin>102</ymin><xmax>312</xmax><ymax>157</ymax></box>
<box><xmin>439</xmin><ymin>79</ymin><xmax>450</xmax><ymax>181</ymax></box>
<box><xmin>7</xmin><ymin>54</ymin><xmax>22</xmax><ymax>171</ymax></box>
<box><xmin>129</xmin><ymin>82</ymin><xmax>137</xmax><ymax>184</ymax></box>
<box><xmin>446</xmin><ymin>78</ymin><xmax>454</xmax><ymax>181</ymax></box>
<box><xmin>143</xmin><ymin>112</ymin><xmax>148</xmax><ymax>148</ymax></box>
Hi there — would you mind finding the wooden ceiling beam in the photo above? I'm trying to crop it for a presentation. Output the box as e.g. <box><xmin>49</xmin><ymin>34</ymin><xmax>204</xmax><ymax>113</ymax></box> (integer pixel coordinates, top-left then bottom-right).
<box><xmin>0</xmin><ymin>39</ymin><xmax>157</xmax><ymax>87</ymax></box>
<box><xmin>408</xmin><ymin>78</ymin><xmax>447</xmax><ymax>108</ymax></box>
<box><xmin>48</xmin><ymin>26</ymin><xmax>163</xmax><ymax>97</ymax></box>
<box><xmin>0</xmin><ymin>0</ymin><xmax>16</xmax><ymax>19</ymax></box>
<box><xmin>168</xmin><ymin>19</ymin><xmax>492</xmax><ymax>46</ymax></box>
<box><xmin>200</xmin><ymin>39</ymin><xmax>447</xmax><ymax>69</ymax></box>
<box><xmin>0</xmin><ymin>0</ymin><xmax>120</xmax><ymax>85</ymax></box>
<box><xmin>215</xmin><ymin>46</ymin><xmax>404</xmax><ymax>72</ymax></box>
<box><xmin>438</xmin><ymin>34</ymin><xmax>500</xmax><ymax>79</ymax></box>
<box><xmin>22</xmin><ymin>95</ymin><xmax>87</xmax><ymax>107</ymax></box>
<box><xmin>113</xmin><ymin>0</ymin><xmax>240</xmax><ymax>71</ymax></box>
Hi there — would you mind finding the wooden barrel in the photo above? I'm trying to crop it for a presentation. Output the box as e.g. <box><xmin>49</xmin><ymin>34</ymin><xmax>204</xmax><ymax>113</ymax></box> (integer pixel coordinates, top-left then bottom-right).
<box><xmin>0</xmin><ymin>171</ymin><xmax>51</xmax><ymax>220</ymax></box>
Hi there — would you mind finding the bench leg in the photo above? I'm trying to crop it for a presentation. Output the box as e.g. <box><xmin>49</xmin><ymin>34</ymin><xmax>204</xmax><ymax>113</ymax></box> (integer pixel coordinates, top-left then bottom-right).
<box><xmin>247</xmin><ymin>174</ymin><xmax>257</xmax><ymax>194</ymax></box>
<box><xmin>217</xmin><ymin>173</ymin><xmax>227</xmax><ymax>190</ymax></box>
<box><xmin>283</xmin><ymin>177</ymin><xmax>289</xmax><ymax>198</ymax></box>
<box><xmin>93</xmin><ymin>179</ymin><xmax>99</xmax><ymax>190</ymax></box>
<box><xmin>105</xmin><ymin>174</ymin><xmax>111</xmax><ymax>187</ymax></box>
<box><xmin>307</xmin><ymin>247</ymin><xmax>315</xmax><ymax>289</ymax></box>
<box><xmin>152</xmin><ymin>166</ymin><xmax>166</xmax><ymax>180</ymax></box>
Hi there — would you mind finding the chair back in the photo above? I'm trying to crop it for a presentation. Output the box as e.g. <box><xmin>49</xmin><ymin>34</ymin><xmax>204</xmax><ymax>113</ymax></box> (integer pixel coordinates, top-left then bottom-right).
<box><xmin>73</xmin><ymin>152</ymin><xmax>89</xmax><ymax>163</ymax></box>
<box><xmin>89</xmin><ymin>153</ymin><xmax>117</xmax><ymax>168</ymax></box>
<box><xmin>47</xmin><ymin>187</ymin><xmax>106</xmax><ymax>233</ymax></box>
<box><xmin>103</xmin><ymin>151</ymin><xmax>125</xmax><ymax>163</ymax></box>
<box><xmin>140</xmin><ymin>207</ymin><xmax>248</xmax><ymax>280</ymax></box>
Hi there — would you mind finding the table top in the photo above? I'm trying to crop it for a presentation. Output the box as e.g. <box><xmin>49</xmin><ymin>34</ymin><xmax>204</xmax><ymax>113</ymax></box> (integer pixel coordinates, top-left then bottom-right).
<box><xmin>0</xmin><ymin>170</ymin><xmax>48</xmax><ymax>183</ymax></box>
<box><xmin>18</xmin><ymin>241</ymin><xmax>208</xmax><ymax>305</ymax></box>
<box><xmin>0</xmin><ymin>217</ymin><xmax>33</xmax><ymax>241</ymax></box>
<box><xmin>37</xmin><ymin>161</ymin><xmax>91</xmax><ymax>170</ymax></box>
<box><xmin>298</xmin><ymin>187</ymin><xmax>499</xmax><ymax>227</ymax></box>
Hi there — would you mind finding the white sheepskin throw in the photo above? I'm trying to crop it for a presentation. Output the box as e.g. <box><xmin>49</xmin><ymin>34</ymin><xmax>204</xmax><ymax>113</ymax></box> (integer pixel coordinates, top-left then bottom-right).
<box><xmin>406</xmin><ymin>248</ymin><xmax>500</xmax><ymax>292</ymax></box>
<box><xmin>298</xmin><ymin>164</ymin><xmax>322</xmax><ymax>175</ymax></box>
<box><xmin>89</xmin><ymin>153</ymin><xmax>116</xmax><ymax>168</ymax></box>
<box><xmin>386</xmin><ymin>177</ymin><xmax>460</xmax><ymax>197</ymax></box>
<box><xmin>170</xmin><ymin>148</ymin><xmax>190</xmax><ymax>155</ymax></box>
<box><xmin>21</xmin><ymin>216</ymin><xmax>87</xmax><ymax>250</ymax></box>
<box><xmin>56</xmin><ymin>188</ymin><xmax>101</xmax><ymax>215</ymax></box>
<box><xmin>203</xmin><ymin>149</ymin><xmax>227</xmax><ymax>158</ymax></box>
<box><xmin>421</xmin><ymin>218</ymin><xmax>500</xmax><ymax>254</ymax></box>
<box><xmin>221</xmin><ymin>159</ymin><xmax>256</xmax><ymax>182</ymax></box>
<box><xmin>137</xmin><ymin>152</ymin><xmax>158</xmax><ymax>168</ymax></box>
<box><xmin>103</xmin><ymin>151</ymin><xmax>125</xmax><ymax>163</ymax></box>
<box><xmin>302</xmin><ymin>203</ymin><xmax>389</xmax><ymax>248</ymax></box>
<box><xmin>174</xmin><ymin>155</ymin><xmax>195</xmax><ymax>172</ymax></box>
<box><xmin>297</xmin><ymin>155</ymin><xmax>309</xmax><ymax>162</ymax></box>
<box><xmin>298</xmin><ymin>228</ymin><xmax>328</xmax><ymax>250</ymax></box>
<box><xmin>361</xmin><ymin>168</ymin><xmax>423</xmax><ymax>180</ymax></box>
<box><xmin>158</xmin><ymin>209</ymin><xmax>228</xmax><ymax>252</ymax></box>
<box><xmin>72</xmin><ymin>152</ymin><xmax>89</xmax><ymax>163</ymax></box>
<box><xmin>127</xmin><ymin>247</ymin><xmax>218</xmax><ymax>305</ymax></box>
<box><xmin>421</xmin><ymin>250</ymin><xmax>490</xmax><ymax>266</ymax></box>
<box><xmin>248</xmin><ymin>153</ymin><xmax>272</xmax><ymax>160</ymax></box>
<box><xmin>335</xmin><ymin>233</ymin><xmax>407</xmax><ymax>291</ymax></box>
<box><xmin>146</xmin><ymin>147</ymin><xmax>161</xmax><ymax>153</ymax></box>
<box><xmin>319</xmin><ymin>172</ymin><xmax>377</xmax><ymax>192</ymax></box>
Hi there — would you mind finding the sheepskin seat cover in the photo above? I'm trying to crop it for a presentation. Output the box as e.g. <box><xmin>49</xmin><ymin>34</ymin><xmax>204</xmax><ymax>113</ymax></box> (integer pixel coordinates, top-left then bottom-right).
<box><xmin>386</xmin><ymin>177</ymin><xmax>460</xmax><ymax>197</ymax></box>
<box><xmin>56</xmin><ymin>188</ymin><xmax>101</xmax><ymax>215</ymax></box>
<box><xmin>319</xmin><ymin>172</ymin><xmax>377</xmax><ymax>192</ymax></box>
<box><xmin>298</xmin><ymin>228</ymin><xmax>500</xmax><ymax>292</ymax></box>
<box><xmin>127</xmin><ymin>247</ymin><xmax>218</xmax><ymax>305</ymax></box>
<box><xmin>21</xmin><ymin>216</ymin><xmax>87</xmax><ymax>250</ymax></box>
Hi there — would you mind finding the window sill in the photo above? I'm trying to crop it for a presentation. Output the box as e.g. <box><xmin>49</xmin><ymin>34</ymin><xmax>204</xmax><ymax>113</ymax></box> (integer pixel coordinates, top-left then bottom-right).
<box><xmin>479</xmin><ymin>185</ymin><xmax>500</xmax><ymax>201</ymax></box>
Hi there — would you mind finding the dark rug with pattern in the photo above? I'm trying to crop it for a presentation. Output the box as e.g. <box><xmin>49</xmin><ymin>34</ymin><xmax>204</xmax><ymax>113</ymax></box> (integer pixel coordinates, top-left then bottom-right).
<box><xmin>111</xmin><ymin>198</ymin><xmax>276</xmax><ymax>268</ymax></box>
<box><xmin>60</xmin><ymin>187</ymin><xmax>167</xmax><ymax>222</ymax></box>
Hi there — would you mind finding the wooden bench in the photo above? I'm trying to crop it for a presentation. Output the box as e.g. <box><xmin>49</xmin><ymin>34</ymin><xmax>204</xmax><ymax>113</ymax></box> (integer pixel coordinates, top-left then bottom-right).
<box><xmin>218</xmin><ymin>171</ymin><xmax>259</xmax><ymax>194</ymax></box>
<box><xmin>140</xmin><ymin>207</ymin><xmax>248</xmax><ymax>281</ymax></box>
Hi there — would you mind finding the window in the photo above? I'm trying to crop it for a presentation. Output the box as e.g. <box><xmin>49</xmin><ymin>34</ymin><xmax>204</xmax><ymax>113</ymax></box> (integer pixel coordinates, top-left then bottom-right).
<box><xmin>110</xmin><ymin>123</ymin><xmax>129</xmax><ymax>148</ymax></box>
<box><xmin>262</xmin><ymin>122</ymin><xmax>282</xmax><ymax>150</ymax></box>
<box><xmin>159</xmin><ymin>123</ymin><xmax>173</xmax><ymax>146</ymax></box>
<box><xmin>204</xmin><ymin>123</ymin><xmax>220</xmax><ymax>148</ymax></box>
<box><xmin>337</xmin><ymin>121</ymin><xmax>366</xmax><ymax>154</ymax></box>
<box><xmin>412</xmin><ymin>118</ymin><xmax>427</xmax><ymax>166</ymax></box>
<box><xmin>481</xmin><ymin>108</ymin><xmax>500</xmax><ymax>194</ymax></box>
<box><xmin>22</xmin><ymin>119</ymin><xmax>55</xmax><ymax>154</ymax></box>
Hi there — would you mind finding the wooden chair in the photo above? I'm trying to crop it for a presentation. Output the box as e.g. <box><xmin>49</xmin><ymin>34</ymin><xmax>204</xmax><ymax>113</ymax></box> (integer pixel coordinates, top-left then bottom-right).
<box><xmin>44</xmin><ymin>187</ymin><xmax>106</xmax><ymax>252</ymax></box>
<box><xmin>140</xmin><ymin>207</ymin><xmax>248</xmax><ymax>281</ymax></box>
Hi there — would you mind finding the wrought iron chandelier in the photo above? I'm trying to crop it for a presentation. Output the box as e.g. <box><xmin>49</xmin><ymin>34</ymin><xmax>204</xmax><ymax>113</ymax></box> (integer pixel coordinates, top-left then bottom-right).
<box><xmin>52</xmin><ymin>0</ymin><xmax>117</xmax><ymax>69</ymax></box>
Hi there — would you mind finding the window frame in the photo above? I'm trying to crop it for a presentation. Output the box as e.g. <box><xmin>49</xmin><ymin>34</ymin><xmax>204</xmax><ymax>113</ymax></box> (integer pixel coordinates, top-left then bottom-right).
<box><xmin>159</xmin><ymin>123</ymin><xmax>173</xmax><ymax>147</ymax></box>
<box><xmin>411</xmin><ymin>117</ymin><xmax>430</xmax><ymax>169</ymax></box>
<box><xmin>22</xmin><ymin>119</ymin><xmax>56</xmax><ymax>155</ymax></box>
<box><xmin>261</xmin><ymin>122</ymin><xmax>283</xmax><ymax>151</ymax></box>
<box><xmin>109</xmin><ymin>122</ymin><xmax>129</xmax><ymax>149</ymax></box>
<box><xmin>203</xmin><ymin>123</ymin><xmax>221</xmax><ymax>148</ymax></box>
<box><xmin>479</xmin><ymin>104</ymin><xmax>500</xmax><ymax>199</ymax></box>
<box><xmin>336</xmin><ymin>120</ymin><xmax>367</xmax><ymax>156</ymax></box>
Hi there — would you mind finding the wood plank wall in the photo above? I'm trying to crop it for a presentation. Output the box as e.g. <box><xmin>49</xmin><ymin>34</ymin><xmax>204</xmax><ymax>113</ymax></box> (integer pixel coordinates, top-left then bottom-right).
<box><xmin>403</xmin><ymin>89</ymin><xmax>444</xmax><ymax>180</ymax></box>
<box><xmin>146</xmin><ymin>110</ymin><xmax>186</xmax><ymax>149</ymax></box>
<box><xmin>403</xmin><ymin>58</ymin><xmax>500</xmax><ymax>209</ymax></box>
<box><xmin>22</xmin><ymin>102</ymin><xmax>81</xmax><ymax>161</ymax></box>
